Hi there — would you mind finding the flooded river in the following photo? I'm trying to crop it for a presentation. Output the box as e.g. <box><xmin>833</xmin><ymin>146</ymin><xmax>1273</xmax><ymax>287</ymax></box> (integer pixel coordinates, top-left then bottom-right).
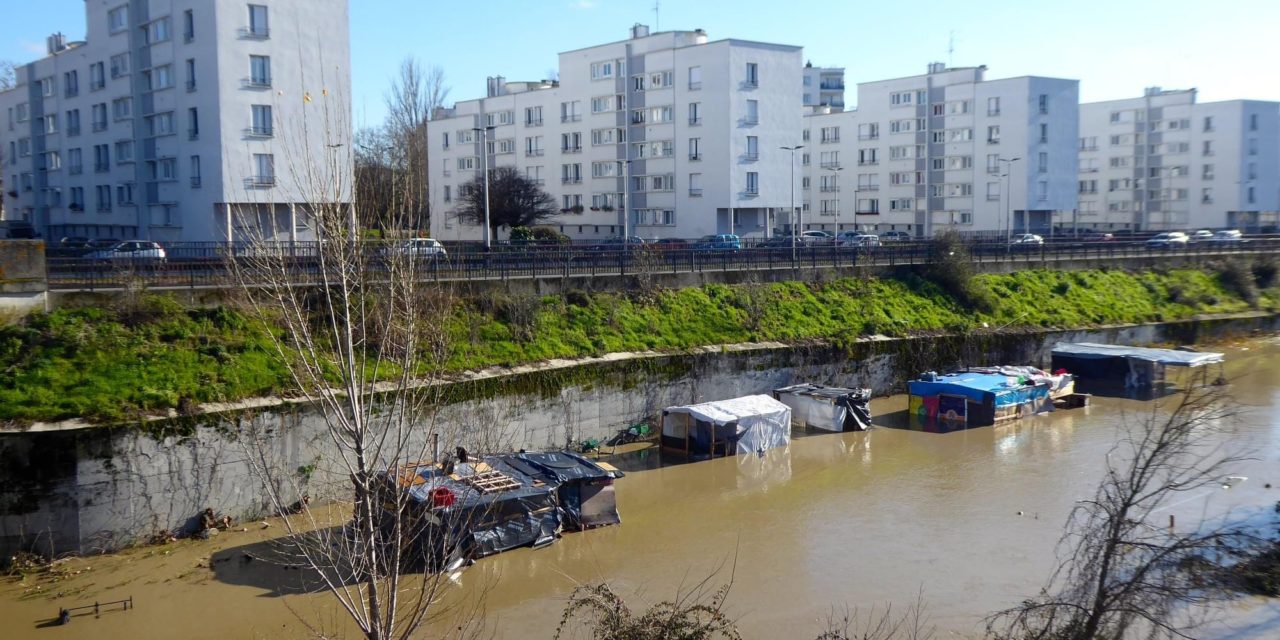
<box><xmin>4</xmin><ymin>338</ymin><xmax>1280</xmax><ymax>639</ymax></box>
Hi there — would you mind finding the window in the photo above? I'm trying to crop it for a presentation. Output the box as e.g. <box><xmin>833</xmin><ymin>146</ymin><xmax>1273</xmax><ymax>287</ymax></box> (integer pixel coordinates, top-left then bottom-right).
<box><xmin>1202</xmin><ymin>116</ymin><xmax>1214</xmax><ymax>132</ymax></box>
<box><xmin>68</xmin><ymin>148</ymin><xmax>82</xmax><ymax>174</ymax></box>
<box><xmin>745</xmin><ymin>171</ymin><xmax>759</xmax><ymax>194</ymax></box>
<box><xmin>561</xmin><ymin>132</ymin><xmax>582</xmax><ymax>152</ymax></box>
<box><xmin>745</xmin><ymin>62</ymin><xmax>758</xmax><ymax>87</ymax></box>
<box><xmin>108</xmin><ymin>5</ymin><xmax>128</xmax><ymax>33</ymax></box>
<box><xmin>1248</xmin><ymin>138</ymin><xmax>1259</xmax><ymax>156</ymax></box>
<box><xmin>744</xmin><ymin>100</ymin><xmax>758</xmax><ymax>124</ymax></box>
<box><xmin>820</xmin><ymin>173</ymin><xmax>839</xmax><ymax>193</ymax></box>
<box><xmin>17</xmin><ymin>138</ymin><xmax>31</xmax><ymax>157</ymax></box>
<box><xmin>689</xmin><ymin>173</ymin><xmax>702</xmax><ymax>197</ymax></box>
<box><xmin>1201</xmin><ymin>187</ymin><xmax>1212</xmax><ymax>204</ymax></box>
<box><xmin>457</xmin><ymin>157</ymin><xmax>476</xmax><ymax>171</ymax></box>
<box><xmin>590</xmin><ymin>60</ymin><xmax>616</xmax><ymax>80</ymax></box>
<box><xmin>90</xmin><ymin>63</ymin><xmax>105</xmax><ymax>90</ymax></box>
<box><xmin>987</xmin><ymin>97</ymin><xmax>1000</xmax><ymax>116</ymax></box>
<box><xmin>745</xmin><ymin>136</ymin><xmax>759</xmax><ymax>160</ymax></box>
<box><xmin>485</xmin><ymin>111</ymin><xmax>513</xmax><ymax>126</ymax></box>
<box><xmin>92</xmin><ymin>103</ymin><xmax>108</xmax><ymax>131</ymax></box>
<box><xmin>591</xmin><ymin>161</ymin><xmax>617</xmax><ymax>178</ymax></box>
<box><xmin>186</xmin><ymin>59</ymin><xmax>196</xmax><ymax>91</ymax></box>
<box><xmin>648</xmin><ymin>70</ymin><xmax>673</xmax><ymax>88</ymax></box>
<box><xmin>525</xmin><ymin>136</ymin><xmax>544</xmax><ymax>156</ymax></box>
<box><xmin>62</xmin><ymin>71</ymin><xmax>78</xmax><ymax>97</ymax></box>
<box><xmin>112</xmin><ymin>97</ymin><xmax>132</xmax><ymax>120</ymax></box>
<box><xmin>16</xmin><ymin>102</ymin><xmax>28</xmax><ymax>122</ymax></box>
<box><xmin>1039</xmin><ymin>123</ymin><xmax>1048</xmax><ymax>143</ymax></box>
<box><xmin>560</xmin><ymin>100</ymin><xmax>581</xmax><ymax>122</ymax></box>
<box><xmin>949</xmin><ymin>128</ymin><xmax>972</xmax><ymax>142</ymax></box>
<box><xmin>1202</xmin><ymin>164</ymin><xmax>1214</xmax><ymax>180</ymax></box>
<box><xmin>187</xmin><ymin>107</ymin><xmax>199</xmax><ymax>140</ymax></box>
<box><xmin>819</xmin><ymin>199</ymin><xmax>840</xmax><ymax>216</ymax></box>
<box><xmin>249</xmin><ymin>55</ymin><xmax>271</xmax><ymax>86</ymax></box>
<box><xmin>1078</xmin><ymin>179</ymin><xmax>1097</xmax><ymax>194</ymax></box>
<box><xmin>110</xmin><ymin>53</ymin><xmax>130</xmax><ymax>78</ymax></box>
<box><xmin>251</xmin><ymin>104</ymin><xmax>272</xmax><ymax>136</ymax></box>
<box><xmin>890</xmin><ymin>91</ymin><xmax>914</xmax><ymax>106</ymax></box>
<box><xmin>154</xmin><ymin>158</ymin><xmax>176</xmax><ymax>181</ymax></box>
<box><xmin>70</xmin><ymin>187</ymin><xmax>84</xmax><ymax>209</ymax></box>
<box><xmin>41</xmin><ymin>151</ymin><xmax>61</xmax><ymax>170</ymax></box>
<box><xmin>1202</xmin><ymin>140</ymin><xmax>1213</xmax><ymax>156</ymax></box>
<box><xmin>147</xmin><ymin>112</ymin><xmax>174</xmax><ymax>136</ymax></box>
<box><xmin>987</xmin><ymin>182</ymin><xmax>1001</xmax><ymax>201</ymax></box>
<box><xmin>524</xmin><ymin>106</ymin><xmax>543</xmax><ymax>126</ymax></box>
<box><xmin>688</xmin><ymin>66</ymin><xmax>702</xmax><ymax>90</ymax></box>
<box><xmin>66</xmin><ymin>109</ymin><xmax>80</xmax><ymax>136</ymax></box>
<box><xmin>822</xmin><ymin>126</ymin><xmax>841</xmax><ymax>143</ymax></box>
<box><xmin>689</xmin><ymin>137</ymin><xmax>701</xmax><ymax>160</ymax></box>
<box><xmin>590</xmin><ymin>96</ymin><xmax>613</xmax><ymax>114</ymax></box>
<box><xmin>94</xmin><ymin>144</ymin><xmax>110</xmax><ymax>172</ymax></box>
<box><xmin>253</xmin><ymin>153</ymin><xmax>275</xmax><ymax>185</ymax></box>
<box><xmin>145</xmin><ymin>18</ymin><xmax>172</xmax><ymax>44</ymax></box>
<box><xmin>1038</xmin><ymin>152</ymin><xmax>1048</xmax><ymax>173</ymax></box>
<box><xmin>441</xmin><ymin>185</ymin><xmax>451</xmax><ymax>202</ymax></box>
<box><xmin>524</xmin><ymin>166</ymin><xmax>543</xmax><ymax>185</ymax></box>
<box><xmin>1038</xmin><ymin>94</ymin><xmax>1049</xmax><ymax>114</ymax></box>
<box><xmin>248</xmin><ymin>4</ymin><xmax>270</xmax><ymax>37</ymax></box>
<box><xmin>115</xmin><ymin>141</ymin><xmax>133</xmax><ymax>163</ymax></box>
<box><xmin>1037</xmin><ymin>181</ymin><xmax>1048</xmax><ymax>201</ymax></box>
<box><xmin>856</xmin><ymin>198</ymin><xmax>879</xmax><ymax>214</ymax></box>
<box><xmin>96</xmin><ymin>185</ymin><xmax>112</xmax><ymax>211</ymax></box>
<box><xmin>822</xmin><ymin>151</ymin><xmax>841</xmax><ymax>167</ymax></box>
<box><xmin>145</xmin><ymin>65</ymin><xmax>173</xmax><ymax>90</ymax></box>
<box><xmin>931</xmin><ymin>131</ymin><xmax>946</xmax><ymax>144</ymax></box>
<box><xmin>857</xmin><ymin>123</ymin><xmax>878</xmax><ymax>140</ymax></box>
<box><xmin>116</xmin><ymin>182</ymin><xmax>135</xmax><ymax>205</ymax></box>
<box><xmin>1247</xmin><ymin>186</ymin><xmax>1256</xmax><ymax>204</ymax></box>
<box><xmin>857</xmin><ymin>149</ymin><xmax>876</xmax><ymax>166</ymax></box>
<box><xmin>561</xmin><ymin>163</ymin><xmax>582</xmax><ymax>183</ymax></box>
<box><xmin>948</xmin><ymin>100</ymin><xmax>970</xmax><ymax>115</ymax></box>
<box><xmin>183</xmin><ymin>9</ymin><xmax>194</xmax><ymax>41</ymax></box>
<box><xmin>986</xmin><ymin>125</ymin><xmax>1000</xmax><ymax>144</ymax></box>
<box><xmin>41</xmin><ymin>114</ymin><xmax>58</xmax><ymax>134</ymax></box>
<box><xmin>688</xmin><ymin>102</ymin><xmax>701</xmax><ymax>125</ymax></box>
<box><xmin>1247</xmin><ymin>162</ymin><xmax>1258</xmax><ymax>180</ymax></box>
<box><xmin>1249</xmin><ymin>114</ymin><xmax>1259</xmax><ymax>131</ymax></box>
<box><xmin>648</xmin><ymin>105</ymin><xmax>672</xmax><ymax>123</ymax></box>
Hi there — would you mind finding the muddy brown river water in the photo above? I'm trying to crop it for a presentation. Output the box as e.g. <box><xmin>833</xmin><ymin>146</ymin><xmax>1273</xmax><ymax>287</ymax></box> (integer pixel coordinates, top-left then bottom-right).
<box><xmin>4</xmin><ymin>339</ymin><xmax>1280</xmax><ymax>639</ymax></box>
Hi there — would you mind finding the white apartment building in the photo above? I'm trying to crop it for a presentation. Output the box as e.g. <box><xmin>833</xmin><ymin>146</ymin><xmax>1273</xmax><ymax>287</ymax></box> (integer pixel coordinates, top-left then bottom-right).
<box><xmin>802</xmin><ymin>63</ymin><xmax>844</xmax><ymax>110</ymax></box>
<box><xmin>0</xmin><ymin>0</ymin><xmax>351</xmax><ymax>243</ymax></box>
<box><xmin>1078</xmin><ymin>88</ymin><xmax>1279</xmax><ymax>232</ymax></box>
<box><xmin>800</xmin><ymin>63</ymin><xmax>1079</xmax><ymax>237</ymax></box>
<box><xmin>427</xmin><ymin>25</ymin><xmax>804</xmax><ymax>242</ymax></box>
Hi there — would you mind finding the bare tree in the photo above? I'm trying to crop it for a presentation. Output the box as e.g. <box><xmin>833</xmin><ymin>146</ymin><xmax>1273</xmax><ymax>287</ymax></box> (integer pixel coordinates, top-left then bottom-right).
<box><xmin>454</xmin><ymin>166</ymin><xmax>558</xmax><ymax>233</ymax></box>
<box><xmin>382</xmin><ymin>57</ymin><xmax>448</xmax><ymax>233</ymax></box>
<box><xmin>0</xmin><ymin>60</ymin><xmax>16</xmax><ymax>92</ymax></box>
<box><xmin>223</xmin><ymin>56</ymin><xmax>477</xmax><ymax>640</ymax></box>
<box><xmin>987</xmin><ymin>376</ymin><xmax>1249</xmax><ymax>640</ymax></box>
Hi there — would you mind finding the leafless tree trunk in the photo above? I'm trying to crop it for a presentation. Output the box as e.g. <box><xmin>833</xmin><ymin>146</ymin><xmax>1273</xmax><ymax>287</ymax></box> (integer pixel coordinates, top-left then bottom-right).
<box><xmin>222</xmin><ymin>57</ymin><xmax>477</xmax><ymax>640</ymax></box>
<box><xmin>384</xmin><ymin>58</ymin><xmax>448</xmax><ymax>233</ymax></box>
<box><xmin>0</xmin><ymin>60</ymin><xmax>16</xmax><ymax>92</ymax></box>
<box><xmin>987</xmin><ymin>374</ymin><xmax>1250</xmax><ymax>640</ymax></box>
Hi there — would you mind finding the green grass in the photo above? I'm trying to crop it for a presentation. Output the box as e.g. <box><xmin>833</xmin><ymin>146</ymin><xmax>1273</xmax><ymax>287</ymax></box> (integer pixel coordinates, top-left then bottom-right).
<box><xmin>0</xmin><ymin>268</ymin><xmax>1271</xmax><ymax>425</ymax></box>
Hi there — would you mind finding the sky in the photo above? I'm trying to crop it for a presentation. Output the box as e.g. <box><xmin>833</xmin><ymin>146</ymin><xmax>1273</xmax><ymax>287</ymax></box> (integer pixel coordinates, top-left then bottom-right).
<box><xmin>4</xmin><ymin>0</ymin><xmax>1279</xmax><ymax>128</ymax></box>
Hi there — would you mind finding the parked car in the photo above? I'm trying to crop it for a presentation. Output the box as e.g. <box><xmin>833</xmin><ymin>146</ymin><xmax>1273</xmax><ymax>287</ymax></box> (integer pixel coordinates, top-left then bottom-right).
<box><xmin>84</xmin><ymin>240</ymin><xmax>167</xmax><ymax>261</ymax></box>
<box><xmin>1210</xmin><ymin>229</ymin><xmax>1243</xmax><ymax>243</ymax></box>
<box><xmin>880</xmin><ymin>230</ymin><xmax>912</xmax><ymax>242</ymax></box>
<box><xmin>798</xmin><ymin>230</ymin><xmax>836</xmax><ymax>245</ymax></box>
<box><xmin>1190</xmin><ymin>229</ymin><xmax>1215</xmax><ymax>242</ymax></box>
<box><xmin>839</xmin><ymin>233</ymin><xmax>881</xmax><ymax>248</ymax></box>
<box><xmin>693</xmin><ymin>234</ymin><xmax>742</xmax><ymax>251</ymax></box>
<box><xmin>1081</xmin><ymin>231</ymin><xmax>1114</xmax><ymax>242</ymax></box>
<box><xmin>651</xmin><ymin>238</ymin><xmax>691</xmax><ymax>251</ymax></box>
<box><xmin>588</xmin><ymin>236</ymin><xmax>647</xmax><ymax>251</ymax></box>
<box><xmin>387</xmin><ymin>237</ymin><xmax>447</xmax><ymax>258</ymax></box>
<box><xmin>1145</xmin><ymin>232</ymin><xmax>1189</xmax><ymax>249</ymax></box>
<box><xmin>758</xmin><ymin>235</ymin><xmax>796</xmax><ymax>249</ymax></box>
<box><xmin>1009</xmin><ymin>234</ymin><xmax>1044</xmax><ymax>247</ymax></box>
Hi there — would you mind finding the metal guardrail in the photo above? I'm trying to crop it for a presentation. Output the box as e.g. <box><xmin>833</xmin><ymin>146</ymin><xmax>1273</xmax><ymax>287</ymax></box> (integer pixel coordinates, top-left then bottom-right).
<box><xmin>44</xmin><ymin>239</ymin><xmax>1280</xmax><ymax>291</ymax></box>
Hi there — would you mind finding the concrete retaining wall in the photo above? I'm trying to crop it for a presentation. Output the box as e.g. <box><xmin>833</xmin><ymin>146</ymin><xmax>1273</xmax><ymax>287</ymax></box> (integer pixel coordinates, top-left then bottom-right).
<box><xmin>1</xmin><ymin>313</ymin><xmax>1275</xmax><ymax>557</ymax></box>
<box><xmin>0</xmin><ymin>240</ymin><xmax>47</xmax><ymax>321</ymax></box>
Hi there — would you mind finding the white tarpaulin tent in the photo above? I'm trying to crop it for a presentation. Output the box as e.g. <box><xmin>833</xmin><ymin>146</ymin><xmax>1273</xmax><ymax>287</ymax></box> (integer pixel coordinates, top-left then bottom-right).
<box><xmin>661</xmin><ymin>395</ymin><xmax>791</xmax><ymax>457</ymax></box>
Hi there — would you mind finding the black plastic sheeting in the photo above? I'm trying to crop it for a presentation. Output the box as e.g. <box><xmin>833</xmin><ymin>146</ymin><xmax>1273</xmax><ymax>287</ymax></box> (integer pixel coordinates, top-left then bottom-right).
<box><xmin>499</xmin><ymin>452</ymin><xmax>624</xmax><ymax>531</ymax></box>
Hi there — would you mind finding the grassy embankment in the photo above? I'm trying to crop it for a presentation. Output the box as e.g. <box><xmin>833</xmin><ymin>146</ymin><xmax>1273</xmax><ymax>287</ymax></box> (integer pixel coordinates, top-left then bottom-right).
<box><xmin>1</xmin><ymin>265</ymin><xmax>1276</xmax><ymax>425</ymax></box>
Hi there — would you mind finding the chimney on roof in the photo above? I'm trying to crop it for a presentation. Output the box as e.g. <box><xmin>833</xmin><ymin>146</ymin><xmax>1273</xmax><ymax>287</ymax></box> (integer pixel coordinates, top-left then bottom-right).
<box><xmin>631</xmin><ymin>23</ymin><xmax>650</xmax><ymax>39</ymax></box>
<box><xmin>927</xmin><ymin>62</ymin><xmax>946</xmax><ymax>74</ymax></box>
<box><xmin>46</xmin><ymin>32</ymin><xmax>68</xmax><ymax>55</ymax></box>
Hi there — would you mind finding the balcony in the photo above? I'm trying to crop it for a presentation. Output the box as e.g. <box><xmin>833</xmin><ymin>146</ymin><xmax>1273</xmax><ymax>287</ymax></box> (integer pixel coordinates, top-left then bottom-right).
<box><xmin>820</xmin><ymin>186</ymin><xmax>840</xmax><ymax>193</ymax></box>
<box><xmin>689</xmin><ymin>188</ymin><xmax>703</xmax><ymax>197</ymax></box>
<box><xmin>247</xmin><ymin>175</ymin><xmax>276</xmax><ymax>187</ymax></box>
<box><xmin>525</xmin><ymin>118</ymin><xmax>543</xmax><ymax>127</ymax></box>
<box><xmin>238</xmin><ymin>27</ymin><xmax>270</xmax><ymax>40</ymax></box>
<box><xmin>819</xmin><ymin>81</ymin><xmax>844</xmax><ymax>90</ymax></box>
<box><xmin>94</xmin><ymin>163</ymin><xmax>110</xmax><ymax>173</ymax></box>
<box><xmin>740</xmin><ymin>116</ymin><xmax>759</xmax><ymax>126</ymax></box>
<box><xmin>525</xmin><ymin>149</ymin><xmax>544</xmax><ymax>157</ymax></box>
<box><xmin>92</xmin><ymin>122</ymin><xmax>108</xmax><ymax>132</ymax></box>
<box><xmin>244</xmin><ymin>76</ymin><xmax>272</xmax><ymax>89</ymax></box>
<box><xmin>688</xmin><ymin>117</ymin><xmax>701</xmax><ymax>126</ymax></box>
<box><xmin>822</xmin><ymin>136</ymin><xmax>840</xmax><ymax>144</ymax></box>
<box><xmin>245</xmin><ymin>126</ymin><xmax>274</xmax><ymax>138</ymax></box>
<box><xmin>561</xmin><ymin>114</ymin><xmax>582</xmax><ymax>123</ymax></box>
<box><xmin>561</xmin><ymin>176</ymin><xmax>582</xmax><ymax>184</ymax></box>
<box><xmin>741</xmin><ymin>152</ymin><xmax>759</xmax><ymax>162</ymax></box>
<box><xmin>561</xmin><ymin>146</ymin><xmax>582</xmax><ymax>154</ymax></box>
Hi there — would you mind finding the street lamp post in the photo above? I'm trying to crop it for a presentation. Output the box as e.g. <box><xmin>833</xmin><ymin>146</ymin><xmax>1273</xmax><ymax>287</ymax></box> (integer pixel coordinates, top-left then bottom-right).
<box><xmin>619</xmin><ymin>158</ymin><xmax>632</xmax><ymax>246</ymax></box>
<box><xmin>471</xmin><ymin>125</ymin><xmax>497</xmax><ymax>250</ymax></box>
<box><xmin>824</xmin><ymin>165</ymin><xmax>843</xmax><ymax>233</ymax></box>
<box><xmin>781</xmin><ymin>145</ymin><xmax>804</xmax><ymax>261</ymax></box>
<box><xmin>999</xmin><ymin>156</ymin><xmax>1021</xmax><ymax>243</ymax></box>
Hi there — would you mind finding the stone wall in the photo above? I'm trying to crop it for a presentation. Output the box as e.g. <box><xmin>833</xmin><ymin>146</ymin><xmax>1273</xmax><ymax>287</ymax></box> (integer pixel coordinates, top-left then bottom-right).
<box><xmin>1</xmin><ymin>313</ymin><xmax>1275</xmax><ymax>558</ymax></box>
<box><xmin>0</xmin><ymin>240</ymin><xmax>47</xmax><ymax>321</ymax></box>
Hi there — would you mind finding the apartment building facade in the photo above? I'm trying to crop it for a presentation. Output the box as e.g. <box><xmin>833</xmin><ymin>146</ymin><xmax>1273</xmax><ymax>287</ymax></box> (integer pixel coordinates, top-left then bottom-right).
<box><xmin>800</xmin><ymin>64</ymin><xmax>1080</xmax><ymax>237</ymax></box>
<box><xmin>0</xmin><ymin>0</ymin><xmax>351</xmax><ymax>243</ymax></box>
<box><xmin>802</xmin><ymin>63</ymin><xmax>844</xmax><ymax>110</ymax></box>
<box><xmin>1078</xmin><ymin>88</ymin><xmax>1280</xmax><ymax>232</ymax></box>
<box><xmin>427</xmin><ymin>25</ymin><xmax>804</xmax><ymax>242</ymax></box>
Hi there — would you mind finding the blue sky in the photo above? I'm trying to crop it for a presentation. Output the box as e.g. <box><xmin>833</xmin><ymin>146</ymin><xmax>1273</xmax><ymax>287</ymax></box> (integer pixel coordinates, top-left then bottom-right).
<box><xmin>5</xmin><ymin>0</ymin><xmax>1279</xmax><ymax>127</ymax></box>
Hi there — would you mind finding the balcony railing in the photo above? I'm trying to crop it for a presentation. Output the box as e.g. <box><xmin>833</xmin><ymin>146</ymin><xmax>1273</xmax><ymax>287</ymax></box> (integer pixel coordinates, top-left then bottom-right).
<box><xmin>525</xmin><ymin>118</ymin><xmax>543</xmax><ymax>127</ymax></box>
<box><xmin>561</xmin><ymin>146</ymin><xmax>582</xmax><ymax>153</ymax></box>
<box><xmin>94</xmin><ymin>163</ymin><xmax>109</xmax><ymax>173</ymax></box>
<box><xmin>245</xmin><ymin>126</ymin><xmax>274</xmax><ymax>138</ymax></box>
<box><xmin>689</xmin><ymin>188</ymin><xmax>703</xmax><ymax>197</ymax></box>
<box><xmin>689</xmin><ymin>81</ymin><xmax>702</xmax><ymax>90</ymax></box>
<box><xmin>189</xmin><ymin>128</ymin><xmax>199</xmax><ymax>140</ymax></box>
<box><xmin>689</xmin><ymin>153</ymin><xmax>701</xmax><ymax>161</ymax></box>
<box><xmin>190</xmin><ymin>176</ymin><xmax>202</xmax><ymax>188</ymax></box>
<box><xmin>244</xmin><ymin>77</ymin><xmax>272</xmax><ymax>89</ymax></box>
<box><xmin>561</xmin><ymin>114</ymin><xmax>581</xmax><ymax>123</ymax></box>
<box><xmin>561</xmin><ymin>176</ymin><xmax>582</xmax><ymax>184</ymax></box>
<box><xmin>238</xmin><ymin>27</ymin><xmax>270</xmax><ymax>39</ymax></box>
<box><xmin>247</xmin><ymin>175</ymin><xmax>276</xmax><ymax>187</ymax></box>
<box><xmin>525</xmin><ymin>149</ymin><xmax>544</xmax><ymax>157</ymax></box>
<box><xmin>741</xmin><ymin>152</ymin><xmax>759</xmax><ymax>161</ymax></box>
<box><xmin>689</xmin><ymin>117</ymin><xmax>701</xmax><ymax>126</ymax></box>
<box><xmin>186</xmin><ymin>80</ymin><xmax>197</xmax><ymax>92</ymax></box>
<box><xmin>93</xmin><ymin>122</ymin><xmax>108</xmax><ymax>132</ymax></box>
<box><xmin>741</xmin><ymin>116</ymin><xmax>759</xmax><ymax>125</ymax></box>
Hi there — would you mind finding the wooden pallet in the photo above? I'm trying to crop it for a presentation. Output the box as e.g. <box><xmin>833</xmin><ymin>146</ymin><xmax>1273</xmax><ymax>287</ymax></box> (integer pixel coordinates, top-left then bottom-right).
<box><xmin>463</xmin><ymin>470</ymin><xmax>521</xmax><ymax>494</ymax></box>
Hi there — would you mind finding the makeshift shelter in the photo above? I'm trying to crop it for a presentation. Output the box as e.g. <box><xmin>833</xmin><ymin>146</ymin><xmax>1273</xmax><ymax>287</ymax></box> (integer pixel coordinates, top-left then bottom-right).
<box><xmin>773</xmin><ymin>384</ymin><xmax>873</xmax><ymax>432</ymax></box>
<box><xmin>661</xmin><ymin>395</ymin><xmax>791</xmax><ymax>458</ymax></box>
<box><xmin>908</xmin><ymin>366</ymin><xmax>1072</xmax><ymax>428</ymax></box>
<box><xmin>1051</xmin><ymin>342</ymin><xmax>1224</xmax><ymax>394</ymax></box>
<box><xmin>498</xmin><ymin>452</ymin><xmax>624</xmax><ymax>531</ymax></box>
<box><xmin>378</xmin><ymin>457</ymin><xmax>560</xmax><ymax>570</ymax></box>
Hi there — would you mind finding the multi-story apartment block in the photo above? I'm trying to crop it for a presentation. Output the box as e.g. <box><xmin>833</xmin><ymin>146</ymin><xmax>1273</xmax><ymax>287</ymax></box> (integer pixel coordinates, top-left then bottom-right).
<box><xmin>802</xmin><ymin>63</ymin><xmax>844</xmax><ymax>110</ymax></box>
<box><xmin>428</xmin><ymin>25</ymin><xmax>804</xmax><ymax>242</ymax></box>
<box><xmin>1078</xmin><ymin>88</ymin><xmax>1279</xmax><ymax>232</ymax></box>
<box><xmin>0</xmin><ymin>0</ymin><xmax>351</xmax><ymax>242</ymax></box>
<box><xmin>800</xmin><ymin>63</ymin><xmax>1079</xmax><ymax>237</ymax></box>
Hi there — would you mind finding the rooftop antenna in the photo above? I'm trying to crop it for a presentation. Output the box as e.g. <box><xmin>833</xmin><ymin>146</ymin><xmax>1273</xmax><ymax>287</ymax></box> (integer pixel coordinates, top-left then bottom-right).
<box><xmin>653</xmin><ymin>0</ymin><xmax>660</xmax><ymax>31</ymax></box>
<box><xmin>948</xmin><ymin>30</ymin><xmax>955</xmax><ymax>66</ymax></box>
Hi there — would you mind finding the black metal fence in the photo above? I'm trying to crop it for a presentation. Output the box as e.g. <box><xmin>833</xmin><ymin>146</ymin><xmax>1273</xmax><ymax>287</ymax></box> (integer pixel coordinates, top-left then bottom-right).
<box><xmin>45</xmin><ymin>238</ymin><xmax>1280</xmax><ymax>291</ymax></box>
